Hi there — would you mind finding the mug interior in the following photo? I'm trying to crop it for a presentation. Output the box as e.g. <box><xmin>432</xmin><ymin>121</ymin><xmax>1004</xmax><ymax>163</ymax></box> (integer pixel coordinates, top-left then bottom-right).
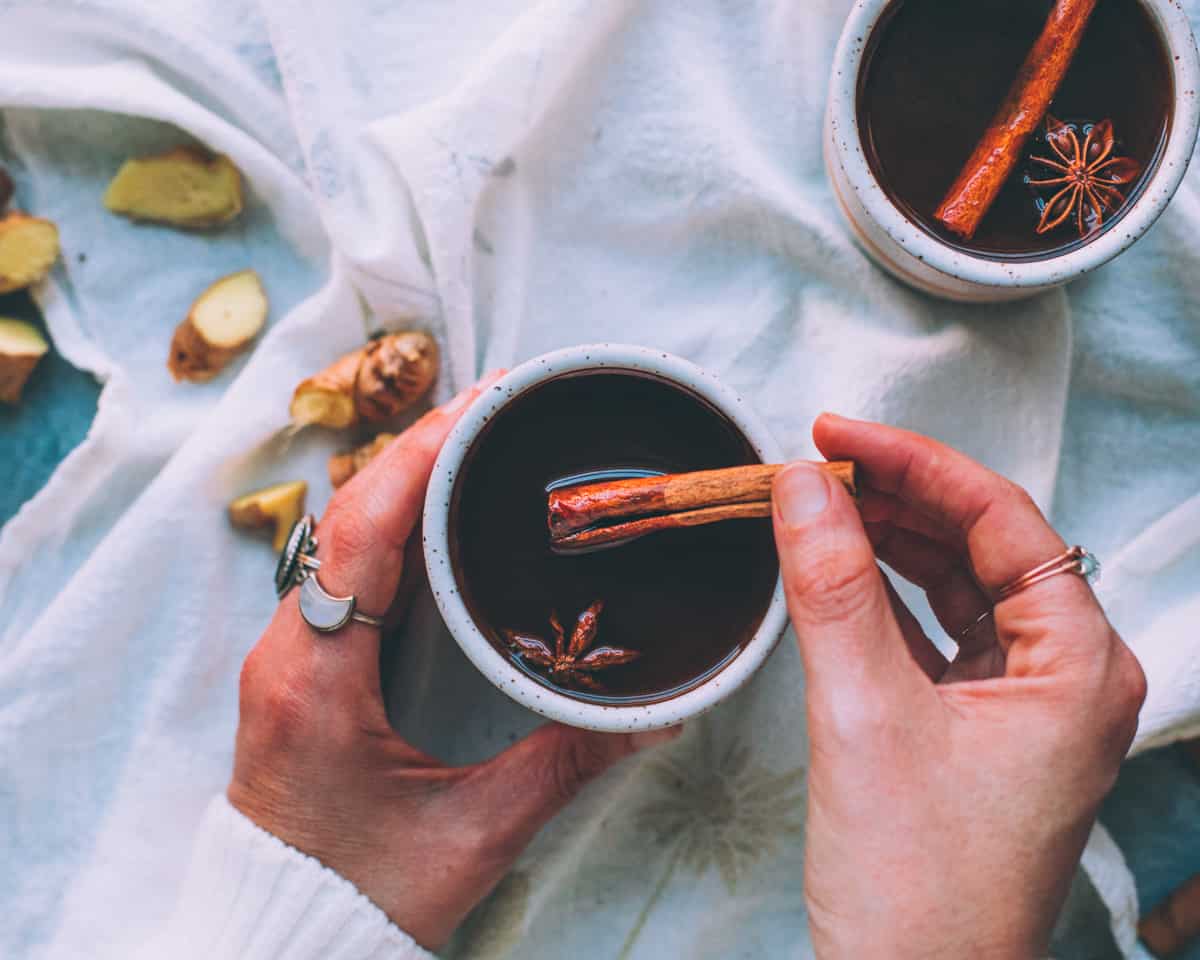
<box><xmin>423</xmin><ymin>346</ymin><xmax>789</xmax><ymax>733</ymax></box>
<box><xmin>827</xmin><ymin>0</ymin><xmax>1200</xmax><ymax>289</ymax></box>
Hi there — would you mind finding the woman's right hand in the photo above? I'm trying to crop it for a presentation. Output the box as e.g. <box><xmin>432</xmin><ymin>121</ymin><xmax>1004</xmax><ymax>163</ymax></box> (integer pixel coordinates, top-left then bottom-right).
<box><xmin>772</xmin><ymin>414</ymin><xmax>1146</xmax><ymax>960</ymax></box>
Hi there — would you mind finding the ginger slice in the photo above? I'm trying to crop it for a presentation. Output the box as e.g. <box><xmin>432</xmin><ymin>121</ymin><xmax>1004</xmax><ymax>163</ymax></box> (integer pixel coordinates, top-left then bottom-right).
<box><xmin>228</xmin><ymin>480</ymin><xmax>308</xmax><ymax>552</ymax></box>
<box><xmin>290</xmin><ymin>349</ymin><xmax>362</xmax><ymax>429</ymax></box>
<box><xmin>168</xmin><ymin>269</ymin><xmax>268</xmax><ymax>382</ymax></box>
<box><xmin>0</xmin><ymin>212</ymin><xmax>60</xmax><ymax>294</ymax></box>
<box><xmin>329</xmin><ymin>433</ymin><xmax>397</xmax><ymax>489</ymax></box>
<box><xmin>290</xmin><ymin>331</ymin><xmax>438</xmax><ymax>430</ymax></box>
<box><xmin>104</xmin><ymin>147</ymin><xmax>244</xmax><ymax>229</ymax></box>
<box><xmin>0</xmin><ymin>318</ymin><xmax>49</xmax><ymax>404</ymax></box>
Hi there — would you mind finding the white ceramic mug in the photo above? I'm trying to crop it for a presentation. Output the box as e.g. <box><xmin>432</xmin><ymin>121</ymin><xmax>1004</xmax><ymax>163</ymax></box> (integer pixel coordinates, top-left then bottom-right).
<box><xmin>423</xmin><ymin>344</ymin><xmax>789</xmax><ymax>733</ymax></box>
<box><xmin>825</xmin><ymin>0</ymin><xmax>1200</xmax><ymax>302</ymax></box>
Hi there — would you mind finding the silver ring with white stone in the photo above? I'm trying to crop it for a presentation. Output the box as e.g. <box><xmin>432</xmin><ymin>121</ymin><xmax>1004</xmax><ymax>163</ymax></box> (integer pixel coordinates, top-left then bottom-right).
<box><xmin>275</xmin><ymin>515</ymin><xmax>386</xmax><ymax>634</ymax></box>
<box><xmin>298</xmin><ymin>575</ymin><xmax>386</xmax><ymax>633</ymax></box>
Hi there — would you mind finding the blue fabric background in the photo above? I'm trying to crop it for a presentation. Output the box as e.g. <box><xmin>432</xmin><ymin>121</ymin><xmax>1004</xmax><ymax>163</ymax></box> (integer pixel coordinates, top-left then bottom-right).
<box><xmin>0</xmin><ymin>290</ymin><xmax>99</xmax><ymax>523</ymax></box>
<box><xmin>1</xmin><ymin>294</ymin><xmax>1196</xmax><ymax>958</ymax></box>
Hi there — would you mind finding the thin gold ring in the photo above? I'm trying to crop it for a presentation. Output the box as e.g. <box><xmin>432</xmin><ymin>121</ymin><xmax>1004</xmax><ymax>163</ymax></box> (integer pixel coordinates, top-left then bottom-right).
<box><xmin>997</xmin><ymin>545</ymin><xmax>1099</xmax><ymax>601</ymax></box>
<box><xmin>955</xmin><ymin>546</ymin><xmax>1099</xmax><ymax>643</ymax></box>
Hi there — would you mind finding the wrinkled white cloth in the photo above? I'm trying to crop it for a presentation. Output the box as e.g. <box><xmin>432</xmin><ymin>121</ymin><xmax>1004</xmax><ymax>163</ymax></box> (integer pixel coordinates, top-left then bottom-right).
<box><xmin>0</xmin><ymin>1</ymin><xmax>1197</xmax><ymax>957</ymax></box>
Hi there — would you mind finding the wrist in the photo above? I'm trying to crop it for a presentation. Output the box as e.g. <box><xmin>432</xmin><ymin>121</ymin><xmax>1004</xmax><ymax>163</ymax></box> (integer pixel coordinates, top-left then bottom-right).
<box><xmin>811</xmin><ymin>912</ymin><xmax>1045</xmax><ymax>960</ymax></box>
<box><xmin>819</xmin><ymin>934</ymin><xmax>1044</xmax><ymax>960</ymax></box>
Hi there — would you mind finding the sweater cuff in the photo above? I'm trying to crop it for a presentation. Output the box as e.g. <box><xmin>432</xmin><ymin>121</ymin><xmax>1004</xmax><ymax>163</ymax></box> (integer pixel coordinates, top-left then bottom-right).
<box><xmin>144</xmin><ymin>794</ymin><xmax>434</xmax><ymax>960</ymax></box>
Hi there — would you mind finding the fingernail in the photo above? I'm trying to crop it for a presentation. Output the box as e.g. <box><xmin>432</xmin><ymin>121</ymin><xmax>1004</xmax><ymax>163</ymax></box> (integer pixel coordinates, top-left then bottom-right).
<box><xmin>631</xmin><ymin>724</ymin><xmax>684</xmax><ymax>751</ymax></box>
<box><xmin>775</xmin><ymin>463</ymin><xmax>830</xmax><ymax>526</ymax></box>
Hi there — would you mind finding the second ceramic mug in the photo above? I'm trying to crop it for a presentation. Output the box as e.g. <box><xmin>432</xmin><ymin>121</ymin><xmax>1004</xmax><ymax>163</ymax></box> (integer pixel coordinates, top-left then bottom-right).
<box><xmin>422</xmin><ymin>344</ymin><xmax>790</xmax><ymax>733</ymax></box>
<box><xmin>824</xmin><ymin>0</ymin><xmax>1200</xmax><ymax>302</ymax></box>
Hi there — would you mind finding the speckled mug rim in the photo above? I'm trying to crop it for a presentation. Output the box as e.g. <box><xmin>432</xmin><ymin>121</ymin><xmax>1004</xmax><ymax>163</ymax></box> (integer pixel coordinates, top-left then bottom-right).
<box><xmin>826</xmin><ymin>0</ymin><xmax>1200</xmax><ymax>289</ymax></box>
<box><xmin>422</xmin><ymin>344</ymin><xmax>789</xmax><ymax>733</ymax></box>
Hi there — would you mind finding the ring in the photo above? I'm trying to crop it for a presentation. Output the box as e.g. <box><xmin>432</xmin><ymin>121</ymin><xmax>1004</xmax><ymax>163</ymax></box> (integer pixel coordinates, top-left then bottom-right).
<box><xmin>275</xmin><ymin>515</ymin><xmax>386</xmax><ymax>634</ymax></box>
<box><xmin>955</xmin><ymin>545</ymin><xmax>1100</xmax><ymax>643</ymax></box>
<box><xmin>996</xmin><ymin>545</ymin><xmax>1100</xmax><ymax>600</ymax></box>
<box><xmin>299</xmin><ymin>575</ymin><xmax>386</xmax><ymax>633</ymax></box>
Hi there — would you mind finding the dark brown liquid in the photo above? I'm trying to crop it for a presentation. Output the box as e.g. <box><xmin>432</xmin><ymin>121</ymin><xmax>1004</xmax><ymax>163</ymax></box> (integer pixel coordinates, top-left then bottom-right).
<box><xmin>858</xmin><ymin>0</ymin><xmax>1173</xmax><ymax>258</ymax></box>
<box><xmin>448</xmin><ymin>370</ymin><xmax>779</xmax><ymax>704</ymax></box>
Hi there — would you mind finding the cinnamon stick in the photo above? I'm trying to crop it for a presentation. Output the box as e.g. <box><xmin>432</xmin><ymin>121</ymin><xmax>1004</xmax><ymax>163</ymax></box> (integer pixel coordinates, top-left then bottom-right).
<box><xmin>548</xmin><ymin>461</ymin><xmax>857</xmax><ymax>551</ymax></box>
<box><xmin>1140</xmin><ymin>873</ymin><xmax>1200</xmax><ymax>958</ymax></box>
<box><xmin>553</xmin><ymin>502</ymin><xmax>774</xmax><ymax>551</ymax></box>
<box><xmin>933</xmin><ymin>0</ymin><xmax>1099</xmax><ymax>240</ymax></box>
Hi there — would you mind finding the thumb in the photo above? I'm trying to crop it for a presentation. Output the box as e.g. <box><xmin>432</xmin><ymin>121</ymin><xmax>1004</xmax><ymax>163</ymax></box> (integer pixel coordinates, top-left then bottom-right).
<box><xmin>772</xmin><ymin>462</ymin><xmax>925</xmax><ymax>727</ymax></box>
<box><xmin>473</xmin><ymin>724</ymin><xmax>682</xmax><ymax>849</ymax></box>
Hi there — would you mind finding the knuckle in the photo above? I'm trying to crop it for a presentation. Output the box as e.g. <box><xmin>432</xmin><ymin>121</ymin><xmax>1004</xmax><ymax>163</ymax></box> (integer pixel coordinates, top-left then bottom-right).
<box><xmin>785</xmin><ymin>545</ymin><xmax>882</xmax><ymax>624</ymax></box>
<box><xmin>238</xmin><ymin>645</ymin><xmax>268</xmax><ymax>703</ymax></box>
<box><xmin>254</xmin><ymin>666</ymin><xmax>314</xmax><ymax>745</ymax></box>
<box><xmin>323</xmin><ymin>507</ymin><xmax>378</xmax><ymax>566</ymax></box>
<box><xmin>1007</xmin><ymin>483</ymin><xmax>1041</xmax><ymax>516</ymax></box>
<box><xmin>1073</xmin><ymin>639</ymin><xmax>1147</xmax><ymax>753</ymax></box>
<box><xmin>815</xmin><ymin>687</ymin><xmax>898</xmax><ymax>745</ymax></box>
<box><xmin>1114</xmin><ymin>643</ymin><xmax>1148</xmax><ymax>718</ymax></box>
<box><xmin>456</xmin><ymin>818</ymin><xmax>513</xmax><ymax>867</ymax></box>
<box><xmin>551</xmin><ymin>735</ymin><xmax>615</xmax><ymax>804</ymax></box>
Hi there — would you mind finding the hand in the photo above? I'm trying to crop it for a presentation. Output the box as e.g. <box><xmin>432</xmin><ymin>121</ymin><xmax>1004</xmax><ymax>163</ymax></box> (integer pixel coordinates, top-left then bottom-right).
<box><xmin>772</xmin><ymin>414</ymin><xmax>1146</xmax><ymax>960</ymax></box>
<box><xmin>228</xmin><ymin>373</ymin><xmax>680</xmax><ymax>950</ymax></box>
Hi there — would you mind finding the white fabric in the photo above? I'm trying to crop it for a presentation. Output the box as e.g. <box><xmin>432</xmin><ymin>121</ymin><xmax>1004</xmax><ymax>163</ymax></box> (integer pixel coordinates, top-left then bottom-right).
<box><xmin>137</xmin><ymin>795</ymin><xmax>432</xmax><ymax>960</ymax></box>
<box><xmin>1</xmin><ymin>1</ymin><xmax>1198</xmax><ymax>957</ymax></box>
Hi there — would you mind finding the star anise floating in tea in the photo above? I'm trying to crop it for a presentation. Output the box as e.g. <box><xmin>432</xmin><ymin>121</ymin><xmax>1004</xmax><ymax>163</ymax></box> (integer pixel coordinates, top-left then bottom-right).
<box><xmin>1027</xmin><ymin>115</ymin><xmax>1141</xmax><ymax>238</ymax></box>
<box><xmin>503</xmin><ymin>600</ymin><xmax>639</xmax><ymax>692</ymax></box>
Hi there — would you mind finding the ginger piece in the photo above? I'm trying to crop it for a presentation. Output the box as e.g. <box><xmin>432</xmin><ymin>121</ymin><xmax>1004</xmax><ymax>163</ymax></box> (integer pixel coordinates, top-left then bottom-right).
<box><xmin>329</xmin><ymin>433</ymin><xmax>397</xmax><ymax>488</ymax></box>
<box><xmin>169</xmin><ymin>270</ymin><xmax>268</xmax><ymax>382</ymax></box>
<box><xmin>104</xmin><ymin>147</ymin><xmax>243</xmax><ymax>228</ymax></box>
<box><xmin>0</xmin><ymin>167</ymin><xmax>13</xmax><ymax>212</ymax></box>
<box><xmin>291</xmin><ymin>349</ymin><xmax>360</xmax><ymax>429</ymax></box>
<box><xmin>290</xmin><ymin>331</ymin><xmax>438</xmax><ymax>430</ymax></box>
<box><xmin>0</xmin><ymin>212</ymin><xmax>60</xmax><ymax>293</ymax></box>
<box><xmin>0</xmin><ymin>318</ymin><xmax>49</xmax><ymax>404</ymax></box>
<box><xmin>1140</xmin><ymin>872</ymin><xmax>1200</xmax><ymax>957</ymax></box>
<box><xmin>228</xmin><ymin>480</ymin><xmax>308</xmax><ymax>552</ymax></box>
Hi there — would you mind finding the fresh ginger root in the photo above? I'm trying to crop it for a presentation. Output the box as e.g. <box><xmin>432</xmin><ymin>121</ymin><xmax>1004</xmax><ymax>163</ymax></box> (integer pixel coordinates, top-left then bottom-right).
<box><xmin>228</xmin><ymin>480</ymin><xmax>308</xmax><ymax>551</ymax></box>
<box><xmin>290</xmin><ymin>331</ymin><xmax>438</xmax><ymax>430</ymax></box>
<box><xmin>169</xmin><ymin>270</ymin><xmax>268</xmax><ymax>382</ymax></box>
<box><xmin>1140</xmin><ymin>872</ymin><xmax>1200</xmax><ymax>958</ymax></box>
<box><xmin>0</xmin><ymin>318</ymin><xmax>49</xmax><ymax>404</ymax></box>
<box><xmin>0</xmin><ymin>212</ymin><xmax>60</xmax><ymax>294</ymax></box>
<box><xmin>329</xmin><ymin>433</ymin><xmax>397</xmax><ymax>488</ymax></box>
<box><xmin>104</xmin><ymin>147</ymin><xmax>243</xmax><ymax>229</ymax></box>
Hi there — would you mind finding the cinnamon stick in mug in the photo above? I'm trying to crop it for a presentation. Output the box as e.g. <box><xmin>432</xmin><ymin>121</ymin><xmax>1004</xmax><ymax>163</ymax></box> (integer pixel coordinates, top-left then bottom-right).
<box><xmin>933</xmin><ymin>0</ymin><xmax>1099</xmax><ymax>239</ymax></box>
<box><xmin>548</xmin><ymin>461</ymin><xmax>857</xmax><ymax>549</ymax></box>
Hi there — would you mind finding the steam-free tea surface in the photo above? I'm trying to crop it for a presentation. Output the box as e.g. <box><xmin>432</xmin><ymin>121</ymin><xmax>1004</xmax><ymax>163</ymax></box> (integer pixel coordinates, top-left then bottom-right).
<box><xmin>858</xmin><ymin>0</ymin><xmax>1172</xmax><ymax>257</ymax></box>
<box><xmin>449</xmin><ymin>371</ymin><xmax>778</xmax><ymax>703</ymax></box>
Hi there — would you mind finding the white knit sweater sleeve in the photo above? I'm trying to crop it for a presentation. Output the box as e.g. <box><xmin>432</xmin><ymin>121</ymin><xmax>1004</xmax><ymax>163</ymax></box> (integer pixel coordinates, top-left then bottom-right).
<box><xmin>140</xmin><ymin>795</ymin><xmax>435</xmax><ymax>960</ymax></box>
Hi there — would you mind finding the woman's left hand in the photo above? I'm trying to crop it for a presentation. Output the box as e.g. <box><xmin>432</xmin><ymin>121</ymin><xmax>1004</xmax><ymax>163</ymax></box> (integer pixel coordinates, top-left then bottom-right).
<box><xmin>228</xmin><ymin>373</ymin><xmax>680</xmax><ymax>951</ymax></box>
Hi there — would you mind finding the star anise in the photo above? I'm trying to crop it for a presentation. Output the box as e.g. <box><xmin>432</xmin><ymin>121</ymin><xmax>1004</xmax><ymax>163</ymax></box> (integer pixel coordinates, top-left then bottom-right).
<box><xmin>1028</xmin><ymin>115</ymin><xmax>1141</xmax><ymax>237</ymax></box>
<box><xmin>503</xmin><ymin>600</ymin><xmax>639</xmax><ymax>692</ymax></box>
